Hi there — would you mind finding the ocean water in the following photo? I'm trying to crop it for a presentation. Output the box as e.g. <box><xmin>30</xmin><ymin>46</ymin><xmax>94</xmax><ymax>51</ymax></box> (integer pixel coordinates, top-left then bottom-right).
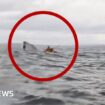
<box><xmin>0</xmin><ymin>44</ymin><xmax>105</xmax><ymax>105</ymax></box>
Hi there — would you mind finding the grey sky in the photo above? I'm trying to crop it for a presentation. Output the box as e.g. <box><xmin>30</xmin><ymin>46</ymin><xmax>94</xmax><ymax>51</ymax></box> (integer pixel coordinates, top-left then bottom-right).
<box><xmin>0</xmin><ymin>0</ymin><xmax>105</xmax><ymax>45</ymax></box>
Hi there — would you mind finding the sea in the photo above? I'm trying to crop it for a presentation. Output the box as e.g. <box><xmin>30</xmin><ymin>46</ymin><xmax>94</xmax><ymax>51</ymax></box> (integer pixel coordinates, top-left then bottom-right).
<box><xmin>0</xmin><ymin>44</ymin><xmax>105</xmax><ymax>105</ymax></box>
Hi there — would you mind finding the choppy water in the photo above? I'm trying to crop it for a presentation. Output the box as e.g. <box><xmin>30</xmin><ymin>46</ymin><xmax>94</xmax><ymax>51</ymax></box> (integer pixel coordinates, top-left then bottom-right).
<box><xmin>0</xmin><ymin>44</ymin><xmax>105</xmax><ymax>105</ymax></box>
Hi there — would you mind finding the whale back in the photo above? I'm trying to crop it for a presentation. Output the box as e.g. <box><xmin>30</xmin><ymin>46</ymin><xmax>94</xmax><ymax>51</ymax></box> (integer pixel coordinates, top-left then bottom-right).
<box><xmin>23</xmin><ymin>41</ymin><xmax>37</xmax><ymax>53</ymax></box>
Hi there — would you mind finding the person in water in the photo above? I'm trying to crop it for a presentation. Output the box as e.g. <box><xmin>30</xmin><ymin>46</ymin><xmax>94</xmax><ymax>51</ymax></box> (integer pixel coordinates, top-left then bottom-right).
<box><xmin>44</xmin><ymin>46</ymin><xmax>56</xmax><ymax>53</ymax></box>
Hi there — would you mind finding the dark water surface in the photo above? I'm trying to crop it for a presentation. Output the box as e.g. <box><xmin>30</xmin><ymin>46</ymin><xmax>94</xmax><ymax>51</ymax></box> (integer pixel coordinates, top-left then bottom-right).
<box><xmin>0</xmin><ymin>44</ymin><xmax>105</xmax><ymax>105</ymax></box>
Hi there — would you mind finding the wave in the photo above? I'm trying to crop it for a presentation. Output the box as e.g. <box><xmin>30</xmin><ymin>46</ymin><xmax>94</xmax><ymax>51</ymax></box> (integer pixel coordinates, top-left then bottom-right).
<box><xmin>63</xmin><ymin>76</ymin><xmax>78</xmax><ymax>81</ymax></box>
<box><xmin>13</xmin><ymin>96</ymin><xmax>65</xmax><ymax>105</ymax></box>
<box><xmin>41</xmin><ymin>64</ymin><xmax>65</xmax><ymax>68</ymax></box>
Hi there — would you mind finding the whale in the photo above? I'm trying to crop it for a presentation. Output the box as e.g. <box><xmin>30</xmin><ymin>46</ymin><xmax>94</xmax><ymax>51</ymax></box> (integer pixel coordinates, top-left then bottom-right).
<box><xmin>22</xmin><ymin>41</ymin><xmax>57</xmax><ymax>54</ymax></box>
<box><xmin>23</xmin><ymin>41</ymin><xmax>37</xmax><ymax>53</ymax></box>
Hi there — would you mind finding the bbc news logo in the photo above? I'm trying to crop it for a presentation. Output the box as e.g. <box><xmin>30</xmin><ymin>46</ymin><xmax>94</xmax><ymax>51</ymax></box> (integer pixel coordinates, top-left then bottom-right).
<box><xmin>0</xmin><ymin>91</ymin><xmax>14</xmax><ymax>97</ymax></box>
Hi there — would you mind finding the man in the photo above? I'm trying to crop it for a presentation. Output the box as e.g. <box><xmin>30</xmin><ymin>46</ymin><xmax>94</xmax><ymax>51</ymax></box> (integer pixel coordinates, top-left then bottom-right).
<box><xmin>44</xmin><ymin>46</ymin><xmax>55</xmax><ymax>53</ymax></box>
